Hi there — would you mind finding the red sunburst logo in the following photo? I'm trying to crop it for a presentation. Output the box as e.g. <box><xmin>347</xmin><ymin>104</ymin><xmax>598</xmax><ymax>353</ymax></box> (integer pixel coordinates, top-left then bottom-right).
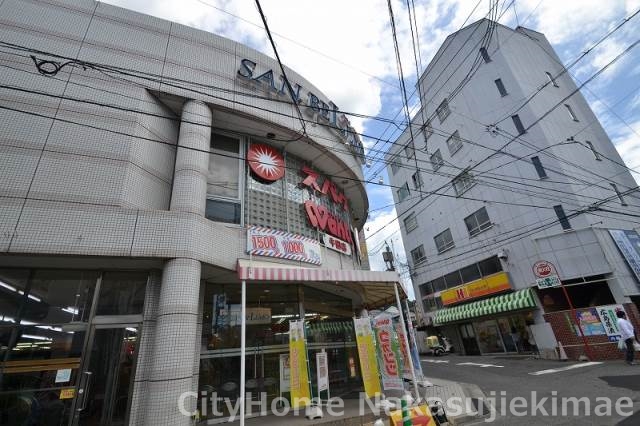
<box><xmin>248</xmin><ymin>144</ymin><xmax>285</xmax><ymax>182</ymax></box>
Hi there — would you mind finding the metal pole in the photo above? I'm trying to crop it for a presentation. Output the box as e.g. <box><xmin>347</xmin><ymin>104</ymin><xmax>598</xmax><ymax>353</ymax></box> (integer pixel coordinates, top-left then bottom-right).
<box><xmin>394</xmin><ymin>283</ymin><xmax>420</xmax><ymax>401</ymax></box>
<box><xmin>560</xmin><ymin>280</ymin><xmax>594</xmax><ymax>360</ymax></box>
<box><xmin>240</xmin><ymin>279</ymin><xmax>246</xmax><ymax>426</ymax></box>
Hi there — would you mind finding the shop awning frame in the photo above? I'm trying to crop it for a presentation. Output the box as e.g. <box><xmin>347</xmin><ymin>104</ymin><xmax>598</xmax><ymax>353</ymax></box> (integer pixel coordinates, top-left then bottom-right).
<box><xmin>433</xmin><ymin>287</ymin><xmax>537</xmax><ymax>325</ymax></box>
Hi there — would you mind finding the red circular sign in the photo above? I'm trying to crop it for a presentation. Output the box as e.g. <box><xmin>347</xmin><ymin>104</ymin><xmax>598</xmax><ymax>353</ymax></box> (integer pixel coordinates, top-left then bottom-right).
<box><xmin>533</xmin><ymin>260</ymin><xmax>556</xmax><ymax>278</ymax></box>
<box><xmin>247</xmin><ymin>144</ymin><xmax>285</xmax><ymax>182</ymax></box>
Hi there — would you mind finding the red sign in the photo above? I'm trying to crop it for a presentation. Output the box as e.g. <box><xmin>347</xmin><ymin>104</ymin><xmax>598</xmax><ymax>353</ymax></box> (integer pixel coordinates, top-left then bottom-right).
<box><xmin>247</xmin><ymin>144</ymin><xmax>285</xmax><ymax>182</ymax></box>
<box><xmin>304</xmin><ymin>201</ymin><xmax>353</xmax><ymax>244</ymax></box>
<box><xmin>378</xmin><ymin>330</ymin><xmax>398</xmax><ymax>376</ymax></box>
<box><xmin>533</xmin><ymin>260</ymin><xmax>556</xmax><ymax>278</ymax></box>
<box><xmin>301</xmin><ymin>165</ymin><xmax>349</xmax><ymax>211</ymax></box>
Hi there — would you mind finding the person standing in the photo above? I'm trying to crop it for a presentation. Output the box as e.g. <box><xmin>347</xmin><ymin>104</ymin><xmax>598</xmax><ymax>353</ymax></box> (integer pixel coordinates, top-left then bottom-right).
<box><xmin>616</xmin><ymin>311</ymin><xmax>636</xmax><ymax>365</ymax></box>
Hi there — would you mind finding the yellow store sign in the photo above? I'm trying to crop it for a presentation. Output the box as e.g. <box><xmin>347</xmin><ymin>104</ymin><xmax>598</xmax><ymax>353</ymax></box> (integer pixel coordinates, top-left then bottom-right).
<box><xmin>441</xmin><ymin>272</ymin><xmax>511</xmax><ymax>306</ymax></box>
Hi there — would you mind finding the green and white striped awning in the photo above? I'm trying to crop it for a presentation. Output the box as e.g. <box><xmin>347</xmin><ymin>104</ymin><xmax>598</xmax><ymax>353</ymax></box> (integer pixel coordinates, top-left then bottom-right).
<box><xmin>433</xmin><ymin>288</ymin><xmax>537</xmax><ymax>325</ymax></box>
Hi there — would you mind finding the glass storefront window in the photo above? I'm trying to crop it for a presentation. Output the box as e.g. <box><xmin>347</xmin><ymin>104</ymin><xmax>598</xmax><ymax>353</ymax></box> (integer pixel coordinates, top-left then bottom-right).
<box><xmin>96</xmin><ymin>271</ymin><xmax>147</xmax><ymax>316</ymax></box>
<box><xmin>475</xmin><ymin>319</ymin><xmax>505</xmax><ymax>353</ymax></box>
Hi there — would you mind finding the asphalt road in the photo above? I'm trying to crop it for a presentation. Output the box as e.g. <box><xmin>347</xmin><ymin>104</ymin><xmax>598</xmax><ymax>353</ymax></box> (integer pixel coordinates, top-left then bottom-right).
<box><xmin>420</xmin><ymin>354</ymin><xmax>640</xmax><ymax>425</ymax></box>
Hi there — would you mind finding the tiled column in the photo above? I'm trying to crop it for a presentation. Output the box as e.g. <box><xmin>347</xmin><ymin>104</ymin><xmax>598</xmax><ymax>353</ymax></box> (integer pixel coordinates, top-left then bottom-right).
<box><xmin>143</xmin><ymin>100</ymin><xmax>211</xmax><ymax>426</ymax></box>
<box><xmin>128</xmin><ymin>271</ymin><xmax>161</xmax><ymax>426</ymax></box>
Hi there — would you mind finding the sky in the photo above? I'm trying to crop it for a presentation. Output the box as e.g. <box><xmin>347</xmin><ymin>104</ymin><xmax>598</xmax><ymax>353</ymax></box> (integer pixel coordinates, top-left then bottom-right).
<box><xmin>102</xmin><ymin>0</ymin><xmax>640</xmax><ymax>298</ymax></box>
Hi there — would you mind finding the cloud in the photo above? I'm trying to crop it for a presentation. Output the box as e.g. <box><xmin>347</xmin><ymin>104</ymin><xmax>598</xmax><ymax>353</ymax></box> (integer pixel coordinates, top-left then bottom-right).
<box><xmin>611</xmin><ymin>120</ymin><xmax>640</xmax><ymax>184</ymax></box>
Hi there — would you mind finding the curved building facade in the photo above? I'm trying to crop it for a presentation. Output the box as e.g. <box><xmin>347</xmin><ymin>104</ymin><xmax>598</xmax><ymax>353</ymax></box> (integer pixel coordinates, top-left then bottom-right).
<box><xmin>0</xmin><ymin>1</ymin><xmax>400</xmax><ymax>425</ymax></box>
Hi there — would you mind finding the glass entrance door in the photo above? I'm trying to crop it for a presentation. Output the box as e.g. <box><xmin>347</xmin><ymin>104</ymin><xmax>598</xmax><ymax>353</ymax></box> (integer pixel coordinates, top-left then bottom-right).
<box><xmin>72</xmin><ymin>325</ymin><xmax>139</xmax><ymax>426</ymax></box>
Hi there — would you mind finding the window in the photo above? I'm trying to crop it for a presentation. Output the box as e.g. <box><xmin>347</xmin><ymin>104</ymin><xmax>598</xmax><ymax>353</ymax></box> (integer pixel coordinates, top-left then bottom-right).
<box><xmin>480</xmin><ymin>47</ymin><xmax>491</xmax><ymax>63</ymax></box>
<box><xmin>432</xmin><ymin>277</ymin><xmax>446</xmax><ymax>292</ymax></box>
<box><xmin>464</xmin><ymin>207</ymin><xmax>492</xmax><ymax>237</ymax></box>
<box><xmin>420</xmin><ymin>281</ymin><xmax>434</xmax><ymax>296</ymax></box>
<box><xmin>553</xmin><ymin>204</ymin><xmax>572</xmax><ymax>230</ymax></box>
<box><xmin>478</xmin><ymin>256</ymin><xmax>502</xmax><ymax>276</ymax></box>
<box><xmin>430</xmin><ymin>149</ymin><xmax>444</xmax><ymax>171</ymax></box>
<box><xmin>512</xmin><ymin>114</ymin><xmax>526</xmax><ymax>135</ymax></box>
<box><xmin>452</xmin><ymin>170</ymin><xmax>475</xmax><ymax>196</ymax></box>
<box><xmin>531</xmin><ymin>156</ymin><xmax>548</xmax><ymax>179</ymax></box>
<box><xmin>404</xmin><ymin>212</ymin><xmax>418</xmax><ymax>233</ymax></box>
<box><xmin>207</xmin><ymin>133</ymin><xmax>243</xmax><ymax>224</ymax></box>
<box><xmin>611</xmin><ymin>183</ymin><xmax>628</xmax><ymax>206</ymax></box>
<box><xmin>446</xmin><ymin>130</ymin><xmax>462</xmax><ymax>155</ymax></box>
<box><xmin>444</xmin><ymin>270</ymin><xmax>462</xmax><ymax>288</ymax></box>
<box><xmin>397</xmin><ymin>182</ymin><xmax>410</xmax><ymax>202</ymax></box>
<box><xmin>404</xmin><ymin>140</ymin><xmax>415</xmax><ymax>159</ymax></box>
<box><xmin>411</xmin><ymin>244</ymin><xmax>427</xmax><ymax>265</ymax></box>
<box><xmin>494</xmin><ymin>78</ymin><xmax>508</xmax><ymax>96</ymax></box>
<box><xmin>411</xmin><ymin>170</ymin><xmax>423</xmax><ymax>190</ymax></box>
<box><xmin>585</xmin><ymin>141</ymin><xmax>601</xmax><ymax>160</ymax></box>
<box><xmin>434</xmin><ymin>228</ymin><xmax>455</xmax><ymax>253</ymax></box>
<box><xmin>423</xmin><ymin>120</ymin><xmax>433</xmax><ymax>147</ymax></box>
<box><xmin>436</xmin><ymin>99</ymin><xmax>450</xmax><ymax>123</ymax></box>
<box><xmin>545</xmin><ymin>71</ymin><xmax>559</xmax><ymax>87</ymax></box>
<box><xmin>390</xmin><ymin>158</ymin><xmax>401</xmax><ymax>174</ymax></box>
<box><xmin>460</xmin><ymin>263</ymin><xmax>482</xmax><ymax>283</ymax></box>
<box><xmin>565</xmin><ymin>104</ymin><xmax>579</xmax><ymax>122</ymax></box>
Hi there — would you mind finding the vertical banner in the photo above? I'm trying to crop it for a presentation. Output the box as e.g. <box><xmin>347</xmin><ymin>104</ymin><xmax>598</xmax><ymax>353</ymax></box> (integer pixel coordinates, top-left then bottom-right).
<box><xmin>394</xmin><ymin>323</ymin><xmax>412</xmax><ymax>377</ymax></box>
<box><xmin>316</xmin><ymin>351</ymin><xmax>329</xmax><ymax>393</ymax></box>
<box><xmin>279</xmin><ymin>354</ymin><xmax>290</xmax><ymax>392</ymax></box>
<box><xmin>596</xmin><ymin>304</ymin><xmax>628</xmax><ymax>341</ymax></box>
<box><xmin>354</xmin><ymin>317</ymin><xmax>382</xmax><ymax>398</ymax></box>
<box><xmin>211</xmin><ymin>293</ymin><xmax>227</xmax><ymax>333</ymax></box>
<box><xmin>289</xmin><ymin>320</ymin><xmax>311</xmax><ymax>407</ymax></box>
<box><xmin>373</xmin><ymin>315</ymin><xmax>403</xmax><ymax>391</ymax></box>
<box><xmin>408</xmin><ymin>325</ymin><xmax>424</xmax><ymax>378</ymax></box>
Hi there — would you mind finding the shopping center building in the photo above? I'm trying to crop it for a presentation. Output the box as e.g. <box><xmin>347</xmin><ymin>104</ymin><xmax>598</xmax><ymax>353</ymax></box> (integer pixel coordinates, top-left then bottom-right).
<box><xmin>0</xmin><ymin>1</ymin><xmax>403</xmax><ymax>425</ymax></box>
<box><xmin>387</xmin><ymin>20</ymin><xmax>640</xmax><ymax>360</ymax></box>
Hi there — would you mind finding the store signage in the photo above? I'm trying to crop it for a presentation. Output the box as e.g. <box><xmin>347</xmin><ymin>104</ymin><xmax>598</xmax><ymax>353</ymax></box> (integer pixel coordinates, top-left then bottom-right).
<box><xmin>279</xmin><ymin>354</ymin><xmax>290</xmax><ymax>392</ymax></box>
<box><xmin>247</xmin><ymin>225</ymin><xmax>321</xmax><ymax>265</ymax></box>
<box><xmin>596</xmin><ymin>304</ymin><xmax>628</xmax><ymax>342</ymax></box>
<box><xmin>609</xmin><ymin>229</ymin><xmax>640</xmax><ymax>284</ymax></box>
<box><xmin>372</xmin><ymin>315</ymin><xmax>403</xmax><ymax>391</ymax></box>
<box><xmin>533</xmin><ymin>260</ymin><xmax>561</xmax><ymax>289</ymax></box>
<box><xmin>225</xmin><ymin>305</ymin><xmax>272</xmax><ymax>326</ymax></box>
<box><xmin>574</xmin><ymin>308</ymin><xmax>606</xmax><ymax>336</ymax></box>
<box><xmin>237</xmin><ymin>59</ymin><xmax>365</xmax><ymax>163</ymax></box>
<box><xmin>301</xmin><ymin>166</ymin><xmax>349</xmax><ymax>211</ymax></box>
<box><xmin>441</xmin><ymin>272</ymin><xmax>511</xmax><ymax>306</ymax></box>
<box><xmin>55</xmin><ymin>369</ymin><xmax>71</xmax><ymax>383</ymax></box>
<box><xmin>304</xmin><ymin>201</ymin><xmax>353</xmax><ymax>245</ymax></box>
<box><xmin>320</xmin><ymin>232</ymin><xmax>352</xmax><ymax>256</ymax></box>
<box><xmin>353</xmin><ymin>317</ymin><xmax>382</xmax><ymax>398</ymax></box>
<box><xmin>247</xmin><ymin>143</ymin><xmax>285</xmax><ymax>182</ymax></box>
<box><xmin>316</xmin><ymin>351</ymin><xmax>329</xmax><ymax>392</ymax></box>
<box><xmin>59</xmin><ymin>388</ymin><xmax>75</xmax><ymax>399</ymax></box>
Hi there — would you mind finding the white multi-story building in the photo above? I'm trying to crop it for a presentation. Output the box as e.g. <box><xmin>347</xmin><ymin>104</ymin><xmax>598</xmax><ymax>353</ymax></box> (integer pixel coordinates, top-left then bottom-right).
<box><xmin>387</xmin><ymin>19</ymin><xmax>640</xmax><ymax>360</ymax></box>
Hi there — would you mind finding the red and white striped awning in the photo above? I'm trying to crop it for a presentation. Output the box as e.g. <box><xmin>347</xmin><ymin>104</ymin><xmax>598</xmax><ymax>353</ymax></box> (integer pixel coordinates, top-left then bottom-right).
<box><xmin>237</xmin><ymin>259</ymin><xmax>400</xmax><ymax>283</ymax></box>
<box><xmin>236</xmin><ymin>259</ymin><xmax>404</xmax><ymax>308</ymax></box>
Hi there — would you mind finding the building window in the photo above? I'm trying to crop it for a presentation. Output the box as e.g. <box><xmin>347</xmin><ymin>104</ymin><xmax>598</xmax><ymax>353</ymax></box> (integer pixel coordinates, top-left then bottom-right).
<box><xmin>411</xmin><ymin>244</ymin><xmax>427</xmax><ymax>265</ymax></box>
<box><xmin>446</xmin><ymin>130</ymin><xmax>462</xmax><ymax>155</ymax></box>
<box><xmin>436</xmin><ymin>99</ymin><xmax>450</xmax><ymax>123</ymax></box>
<box><xmin>444</xmin><ymin>270</ymin><xmax>462</xmax><ymax>288</ymax></box>
<box><xmin>545</xmin><ymin>71</ymin><xmax>559</xmax><ymax>87</ymax></box>
<box><xmin>464</xmin><ymin>207</ymin><xmax>492</xmax><ymax>237</ymax></box>
<box><xmin>423</xmin><ymin>120</ymin><xmax>433</xmax><ymax>147</ymax></box>
<box><xmin>207</xmin><ymin>133</ymin><xmax>243</xmax><ymax>224</ymax></box>
<box><xmin>494</xmin><ymin>78</ymin><xmax>508</xmax><ymax>96</ymax></box>
<box><xmin>512</xmin><ymin>114</ymin><xmax>526</xmax><ymax>135</ymax></box>
<box><xmin>611</xmin><ymin>183</ymin><xmax>628</xmax><ymax>206</ymax></box>
<box><xmin>565</xmin><ymin>104</ymin><xmax>579</xmax><ymax>122</ymax></box>
<box><xmin>430</xmin><ymin>149</ymin><xmax>444</xmax><ymax>171</ymax></box>
<box><xmin>452</xmin><ymin>170</ymin><xmax>475</xmax><ymax>196</ymax></box>
<box><xmin>434</xmin><ymin>228</ymin><xmax>455</xmax><ymax>254</ymax></box>
<box><xmin>404</xmin><ymin>212</ymin><xmax>418</xmax><ymax>233</ymax></box>
<box><xmin>553</xmin><ymin>204</ymin><xmax>571</xmax><ymax>230</ymax></box>
<box><xmin>585</xmin><ymin>141</ymin><xmax>601</xmax><ymax>160</ymax></box>
<box><xmin>397</xmin><ymin>182</ymin><xmax>410</xmax><ymax>202</ymax></box>
<box><xmin>480</xmin><ymin>47</ymin><xmax>491</xmax><ymax>63</ymax></box>
<box><xmin>404</xmin><ymin>140</ymin><xmax>415</xmax><ymax>159</ymax></box>
<box><xmin>390</xmin><ymin>158</ymin><xmax>401</xmax><ymax>174</ymax></box>
<box><xmin>531</xmin><ymin>156</ymin><xmax>548</xmax><ymax>179</ymax></box>
<box><xmin>411</xmin><ymin>170</ymin><xmax>423</xmax><ymax>190</ymax></box>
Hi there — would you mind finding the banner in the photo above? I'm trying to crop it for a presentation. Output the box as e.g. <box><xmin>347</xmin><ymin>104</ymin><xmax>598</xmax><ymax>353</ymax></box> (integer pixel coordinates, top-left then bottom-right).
<box><xmin>211</xmin><ymin>293</ymin><xmax>227</xmax><ymax>333</ymax></box>
<box><xmin>247</xmin><ymin>226</ymin><xmax>322</xmax><ymax>265</ymax></box>
<box><xmin>394</xmin><ymin>323</ymin><xmax>412</xmax><ymax>377</ymax></box>
<box><xmin>373</xmin><ymin>315</ymin><xmax>403</xmax><ymax>391</ymax></box>
<box><xmin>408</xmin><ymin>325</ymin><xmax>424</xmax><ymax>378</ymax></box>
<box><xmin>316</xmin><ymin>351</ymin><xmax>329</xmax><ymax>393</ymax></box>
<box><xmin>354</xmin><ymin>317</ymin><xmax>382</xmax><ymax>398</ymax></box>
<box><xmin>279</xmin><ymin>354</ymin><xmax>290</xmax><ymax>392</ymax></box>
<box><xmin>574</xmin><ymin>308</ymin><xmax>606</xmax><ymax>336</ymax></box>
<box><xmin>596</xmin><ymin>304</ymin><xmax>628</xmax><ymax>341</ymax></box>
<box><xmin>289</xmin><ymin>320</ymin><xmax>311</xmax><ymax>407</ymax></box>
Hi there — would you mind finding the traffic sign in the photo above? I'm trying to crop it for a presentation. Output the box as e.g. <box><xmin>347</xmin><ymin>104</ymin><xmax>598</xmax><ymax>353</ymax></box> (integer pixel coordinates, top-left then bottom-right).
<box><xmin>533</xmin><ymin>260</ymin><xmax>557</xmax><ymax>278</ymax></box>
<box><xmin>536</xmin><ymin>275</ymin><xmax>561</xmax><ymax>289</ymax></box>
